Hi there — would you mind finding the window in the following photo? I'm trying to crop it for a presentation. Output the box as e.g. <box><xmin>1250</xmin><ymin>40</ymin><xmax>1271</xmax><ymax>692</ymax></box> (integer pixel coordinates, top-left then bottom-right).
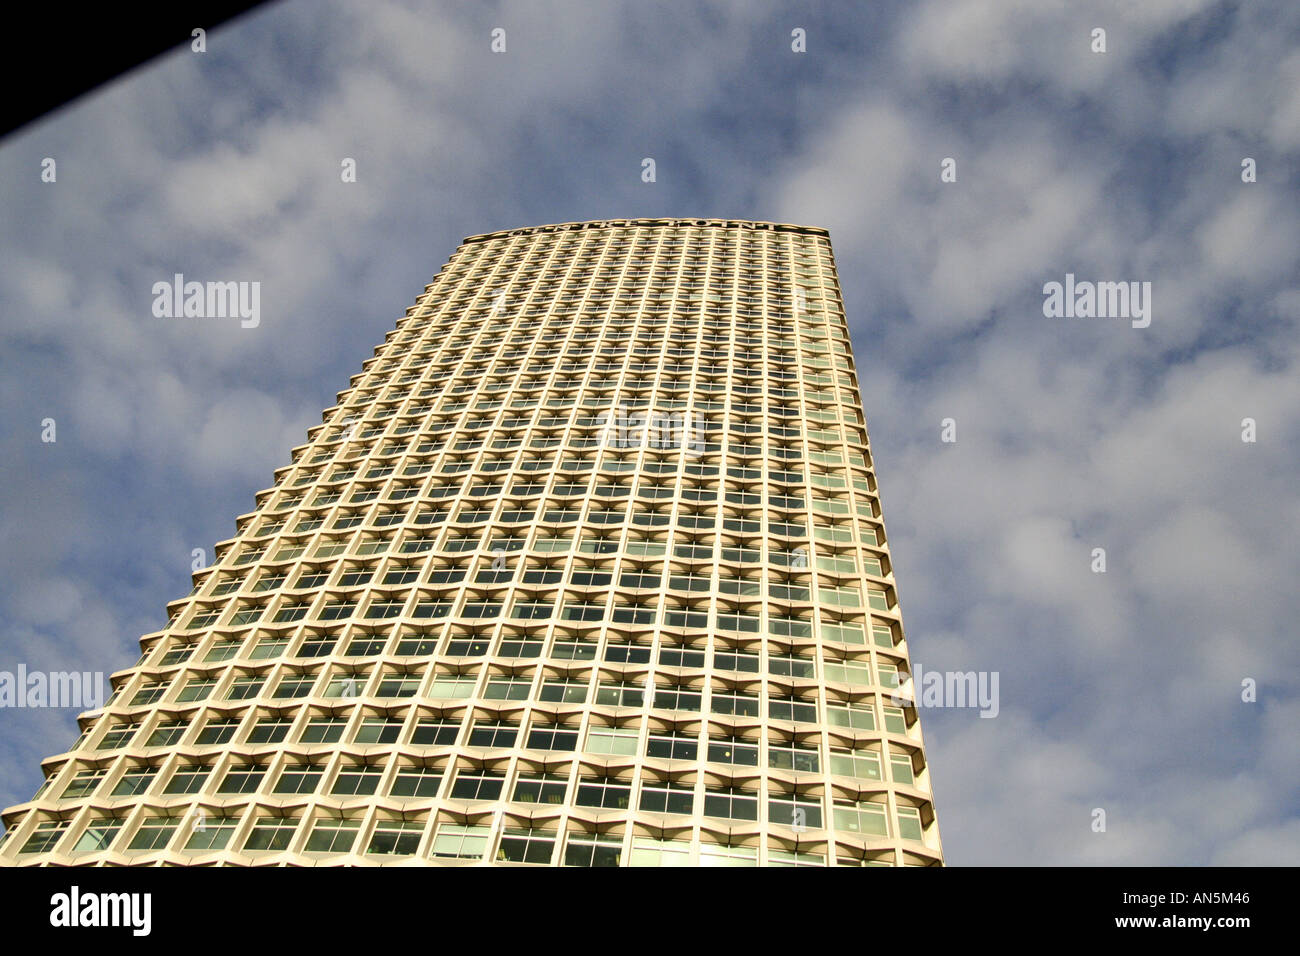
<box><xmin>184</xmin><ymin>814</ymin><xmax>239</xmax><ymax>851</ymax></box>
<box><xmin>412</xmin><ymin>718</ymin><xmax>460</xmax><ymax>746</ymax></box>
<box><xmin>368</xmin><ymin>820</ymin><xmax>425</xmax><ymax>856</ymax></box>
<box><xmin>707</xmin><ymin>736</ymin><xmax>759</xmax><ymax>767</ymax></box>
<box><xmin>395</xmin><ymin>634</ymin><xmax>438</xmax><ymax>656</ymax></box>
<box><xmin>539</xmin><ymin>679</ymin><xmax>588</xmax><ymax>703</ymax></box>
<box><xmin>247</xmin><ymin>717</ymin><xmax>292</xmax><ymax>743</ymax></box>
<box><xmin>832</xmin><ymin>800</ymin><xmax>889</xmax><ymax>836</ymax></box>
<box><xmin>714</xmin><ymin>650</ymin><xmax>761</xmax><ymax>672</ymax></box>
<box><xmin>660</xmin><ymin>645</ymin><xmax>707</xmax><ymax>668</ymax></box>
<box><xmin>128</xmin><ymin>816</ymin><xmax>180</xmax><ymax>851</ymax></box>
<box><xmin>305</xmin><ymin>818</ymin><xmax>360</xmax><ymax>854</ymax></box>
<box><xmin>344</xmin><ymin>636</ymin><xmax>385</xmax><ymax>657</ymax></box>
<box><xmin>445</xmin><ymin>635</ymin><xmax>491</xmax><ymax>656</ymax></box>
<box><xmin>244</xmin><ymin>816</ymin><xmax>300</xmax><ymax>851</ymax></box>
<box><xmin>366</xmin><ymin>599</ymin><xmax>406</xmax><ymax>620</ymax></box>
<box><xmin>768</xmin><ymin>653</ymin><xmax>816</xmax><ymax>678</ymax></box>
<box><xmin>639</xmin><ymin>780</ymin><xmax>694</xmax><ymax>815</ymax></box>
<box><xmin>650</xmin><ymin>684</ymin><xmax>701</xmax><ymax>711</ymax></box>
<box><xmin>219</xmin><ymin>764</ymin><xmax>267</xmax><ymax>794</ymax></box>
<box><xmin>323</xmin><ymin>674</ymin><xmax>366</xmax><ymax>698</ymax></box>
<box><xmin>430</xmin><ymin>823</ymin><xmax>490</xmax><ymax>860</ymax></box>
<box><xmin>513</xmin><ymin>773</ymin><xmax>567</xmax><ymax>806</ymax></box>
<box><xmin>485</xmin><ymin>676</ymin><xmax>532</xmax><ymax>701</ymax></box>
<box><xmin>595</xmin><ymin>680</ymin><xmax>643</xmax><ymax>707</ymax></box>
<box><xmin>827</xmin><ymin>701</ymin><xmax>875</xmax><ymax>731</ymax></box>
<box><xmin>496</xmin><ymin>827</ymin><xmax>556</xmax><ymax>864</ymax></box>
<box><xmin>131</xmin><ymin>682</ymin><xmax>167</xmax><ymax>705</ymax></box>
<box><xmin>882</xmin><ymin>705</ymin><xmax>908</xmax><ymax>734</ymax></box>
<box><xmin>769</xmin><ymin>847</ymin><xmax>825</xmax><ymax>867</ymax></box>
<box><xmin>301</xmin><ymin>717</ymin><xmax>347</xmax><ymax>743</ymax></box>
<box><xmin>450</xmin><ymin>769</ymin><xmax>504</xmax><ymax>801</ymax></box>
<box><xmin>164</xmin><ymin>764</ymin><xmax>211</xmax><ymax>794</ymax></box>
<box><xmin>698</xmin><ymin>842</ymin><xmax>758</xmax><ymax>867</ymax></box>
<box><xmin>196</xmin><ymin>717</ymin><xmax>240</xmax><ymax>744</ymax></box>
<box><xmin>96</xmin><ymin>723</ymin><xmax>140</xmax><ymax>754</ymax></box>
<box><xmin>646</xmin><ymin>730</ymin><xmax>697</xmax><ymax>760</ymax></box>
<box><xmin>320</xmin><ymin>601</ymin><xmax>357</xmax><ymax>621</ymax></box>
<box><xmin>703</xmin><ymin>786</ymin><xmax>759</xmax><ymax>821</ymax></box>
<box><xmin>72</xmin><ymin>817</ymin><xmax>126</xmax><ymax>853</ymax></box>
<box><xmin>177</xmin><ymin>677</ymin><xmax>217</xmax><ymax>702</ymax></box>
<box><xmin>251</xmin><ymin>637</ymin><xmax>292</xmax><ymax>661</ymax></box>
<box><xmin>332</xmin><ymin>764</ymin><xmax>383</xmax><ymax>796</ymax></box>
<box><xmin>575</xmin><ymin>776</ymin><xmax>632</xmax><ymax>810</ymax></box>
<box><xmin>355</xmin><ymin>716</ymin><xmax>404</xmax><ymax>744</ymax></box>
<box><xmin>769</xmin><ymin>791</ymin><xmax>824</xmax><ymax>830</ymax></box>
<box><xmin>711</xmin><ymin>689</ymin><xmax>760</xmax><ymax>717</ymax></box>
<box><xmin>61</xmin><ymin>768</ymin><xmax>107</xmax><ymax>799</ymax></box>
<box><xmin>527</xmin><ymin>724</ymin><xmax>578</xmax><ymax>751</ymax></box>
<box><xmin>628</xmin><ymin>837</ymin><xmax>691</xmax><ymax>866</ymax></box>
<box><xmin>297</xmin><ymin>635</ymin><xmax>337</xmax><ymax>658</ymax></box>
<box><xmin>275</xmin><ymin>765</ymin><xmax>324</xmax><ymax>795</ymax></box>
<box><xmin>829</xmin><ymin>748</ymin><xmax>882</xmax><ymax>781</ymax></box>
<box><xmin>551</xmin><ymin>637</ymin><xmax>598</xmax><ymax>660</ymax></box>
<box><xmin>824</xmin><ymin>658</ymin><xmax>871</xmax><ymax>685</ymax></box>
<box><xmin>375</xmin><ymin>673</ymin><xmax>421</xmax><ymax>698</ymax></box>
<box><xmin>230</xmin><ymin>606</ymin><xmax>265</xmax><ymax>626</ymax></box>
<box><xmin>468</xmin><ymin>721</ymin><xmax>519</xmax><ymax>748</ymax></box>
<box><xmin>768</xmin><ymin>740</ymin><xmax>820</xmax><ymax>773</ymax></box>
<box><xmin>896</xmin><ymin>805</ymin><xmax>924</xmax><ymax>842</ymax></box>
<box><xmin>111</xmin><ymin>766</ymin><xmax>159</xmax><ymax>796</ymax></box>
<box><xmin>223</xmin><ymin>675</ymin><xmax>265</xmax><ymax>701</ymax></box>
<box><xmin>391</xmin><ymin>765</ymin><xmax>443</xmax><ymax>798</ymax></box>
<box><xmin>429</xmin><ymin>674</ymin><xmax>477</xmax><ymax>699</ymax></box>
<box><xmin>205</xmin><ymin>639</ymin><xmax>243</xmax><ymax>662</ymax></box>
<box><xmin>20</xmin><ymin>820</ymin><xmax>69</xmax><ymax>854</ymax></box>
<box><xmin>146</xmin><ymin>720</ymin><xmax>189</xmax><ymax>746</ymax></box>
<box><xmin>890</xmin><ymin>751</ymin><xmax>915</xmax><ymax>785</ymax></box>
<box><xmin>564</xmin><ymin>833</ymin><xmax>622</xmax><ymax>867</ymax></box>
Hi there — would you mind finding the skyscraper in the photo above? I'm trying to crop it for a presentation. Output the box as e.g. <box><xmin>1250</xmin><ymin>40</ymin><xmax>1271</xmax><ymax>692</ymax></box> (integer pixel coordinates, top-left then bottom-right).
<box><xmin>2</xmin><ymin>218</ymin><xmax>942</xmax><ymax>866</ymax></box>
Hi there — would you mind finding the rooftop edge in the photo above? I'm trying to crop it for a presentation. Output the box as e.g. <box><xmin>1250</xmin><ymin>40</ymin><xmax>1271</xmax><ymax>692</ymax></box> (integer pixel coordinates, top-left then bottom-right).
<box><xmin>462</xmin><ymin>218</ymin><xmax>831</xmax><ymax>246</ymax></box>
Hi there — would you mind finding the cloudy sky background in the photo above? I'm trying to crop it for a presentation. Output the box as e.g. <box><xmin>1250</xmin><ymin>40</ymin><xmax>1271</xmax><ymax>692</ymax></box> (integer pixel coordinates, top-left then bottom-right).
<box><xmin>1</xmin><ymin>0</ymin><xmax>1296</xmax><ymax>864</ymax></box>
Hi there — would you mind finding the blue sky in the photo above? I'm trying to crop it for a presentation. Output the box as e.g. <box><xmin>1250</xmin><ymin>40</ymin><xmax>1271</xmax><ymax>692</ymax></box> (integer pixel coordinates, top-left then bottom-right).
<box><xmin>1</xmin><ymin>0</ymin><xmax>1297</xmax><ymax>864</ymax></box>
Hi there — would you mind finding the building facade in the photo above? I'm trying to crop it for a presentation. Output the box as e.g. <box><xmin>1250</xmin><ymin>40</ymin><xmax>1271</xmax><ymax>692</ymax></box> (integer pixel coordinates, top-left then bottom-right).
<box><xmin>1</xmin><ymin>218</ymin><xmax>942</xmax><ymax>866</ymax></box>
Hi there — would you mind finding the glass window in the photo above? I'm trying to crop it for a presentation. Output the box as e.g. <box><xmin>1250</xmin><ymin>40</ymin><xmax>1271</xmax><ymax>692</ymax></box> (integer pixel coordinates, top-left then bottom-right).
<box><xmin>628</xmin><ymin>837</ymin><xmax>691</xmax><ymax>866</ymax></box>
<box><xmin>183</xmin><ymin>814</ymin><xmax>239</xmax><ymax>851</ymax></box>
<box><xmin>305</xmin><ymin>818</ymin><xmax>360</xmax><ymax>854</ymax></box>
<box><xmin>564</xmin><ymin>834</ymin><xmax>622</xmax><ymax>867</ymax></box>
<box><xmin>244</xmin><ymin>817</ymin><xmax>300</xmax><ymax>852</ymax></box>
<box><xmin>391</xmin><ymin>765</ymin><xmax>443</xmax><ymax>798</ymax></box>
<box><xmin>496</xmin><ymin>827</ymin><xmax>556</xmax><ymax>865</ymax></box>
<box><xmin>368</xmin><ymin>820</ymin><xmax>425</xmax><ymax>856</ymax></box>
<box><xmin>430</xmin><ymin>824</ymin><xmax>490</xmax><ymax>860</ymax></box>
<box><xmin>72</xmin><ymin>818</ymin><xmax>126</xmax><ymax>853</ymax></box>
<box><xmin>127</xmin><ymin>817</ymin><xmax>180</xmax><ymax>851</ymax></box>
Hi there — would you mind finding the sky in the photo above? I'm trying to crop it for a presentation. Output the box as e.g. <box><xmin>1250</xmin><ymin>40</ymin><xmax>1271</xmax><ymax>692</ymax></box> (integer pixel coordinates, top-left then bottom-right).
<box><xmin>1</xmin><ymin>0</ymin><xmax>1296</xmax><ymax>865</ymax></box>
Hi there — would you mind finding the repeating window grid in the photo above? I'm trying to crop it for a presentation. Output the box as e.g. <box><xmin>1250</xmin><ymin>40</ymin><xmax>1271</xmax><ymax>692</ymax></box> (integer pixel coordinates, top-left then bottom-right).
<box><xmin>3</xmin><ymin>221</ymin><xmax>938</xmax><ymax>866</ymax></box>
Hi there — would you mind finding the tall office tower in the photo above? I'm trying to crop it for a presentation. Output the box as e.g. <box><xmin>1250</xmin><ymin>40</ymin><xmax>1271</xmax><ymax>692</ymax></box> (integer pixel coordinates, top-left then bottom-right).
<box><xmin>2</xmin><ymin>219</ymin><xmax>941</xmax><ymax>867</ymax></box>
